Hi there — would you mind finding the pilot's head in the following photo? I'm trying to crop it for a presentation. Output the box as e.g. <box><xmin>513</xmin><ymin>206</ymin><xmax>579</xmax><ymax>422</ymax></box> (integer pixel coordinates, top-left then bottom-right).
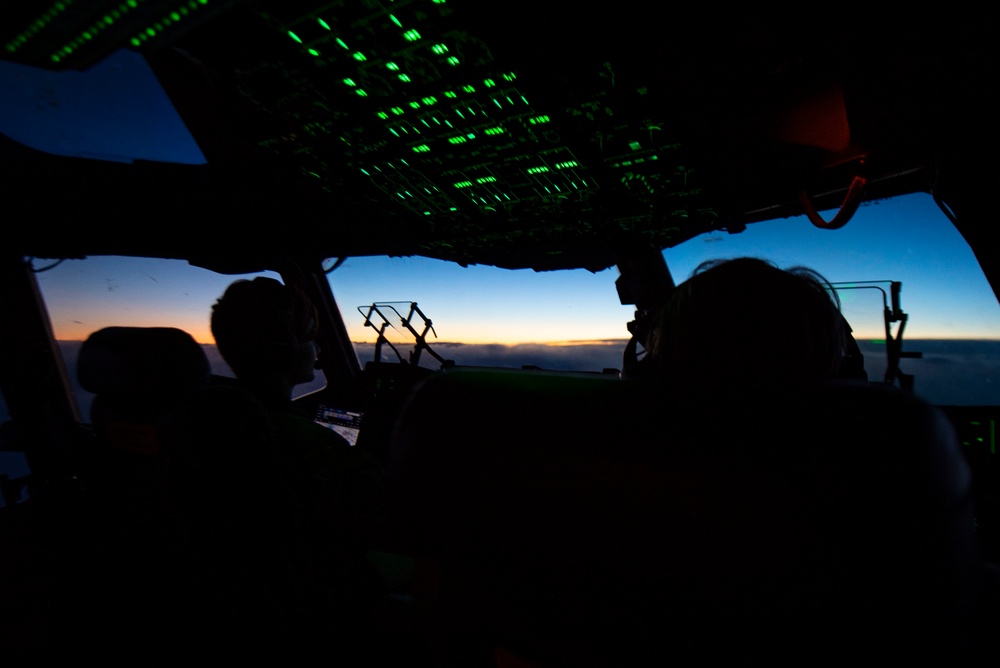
<box><xmin>644</xmin><ymin>257</ymin><xmax>847</xmax><ymax>386</ymax></box>
<box><xmin>211</xmin><ymin>277</ymin><xmax>319</xmax><ymax>389</ymax></box>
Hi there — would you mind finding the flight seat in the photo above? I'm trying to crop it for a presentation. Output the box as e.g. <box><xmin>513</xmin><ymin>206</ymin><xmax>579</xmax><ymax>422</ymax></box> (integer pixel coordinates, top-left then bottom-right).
<box><xmin>75</xmin><ymin>326</ymin><xmax>326</xmax><ymax>658</ymax></box>
<box><xmin>388</xmin><ymin>369</ymin><xmax>987</xmax><ymax>665</ymax></box>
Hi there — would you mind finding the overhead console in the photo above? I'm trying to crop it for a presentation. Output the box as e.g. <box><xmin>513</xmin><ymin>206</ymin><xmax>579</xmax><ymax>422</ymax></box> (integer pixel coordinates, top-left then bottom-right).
<box><xmin>3</xmin><ymin>2</ymin><xmax>992</xmax><ymax>269</ymax></box>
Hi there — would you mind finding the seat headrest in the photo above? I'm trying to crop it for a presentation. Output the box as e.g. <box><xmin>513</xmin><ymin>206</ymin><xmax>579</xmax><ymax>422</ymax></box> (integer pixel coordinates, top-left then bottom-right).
<box><xmin>78</xmin><ymin>326</ymin><xmax>210</xmax><ymax>398</ymax></box>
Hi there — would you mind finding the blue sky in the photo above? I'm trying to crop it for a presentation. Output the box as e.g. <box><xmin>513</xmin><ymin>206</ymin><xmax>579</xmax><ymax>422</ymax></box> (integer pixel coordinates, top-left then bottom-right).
<box><xmin>31</xmin><ymin>191</ymin><xmax>1000</xmax><ymax>345</ymax></box>
<box><xmin>327</xmin><ymin>192</ymin><xmax>1000</xmax><ymax>343</ymax></box>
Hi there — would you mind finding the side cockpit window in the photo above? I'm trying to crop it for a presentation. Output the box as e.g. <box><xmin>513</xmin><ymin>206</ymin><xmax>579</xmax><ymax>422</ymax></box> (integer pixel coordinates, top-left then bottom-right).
<box><xmin>662</xmin><ymin>192</ymin><xmax>1000</xmax><ymax>405</ymax></box>
<box><xmin>31</xmin><ymin>256</ymin><xmax>323</xmax><ymax>422</ymax></box>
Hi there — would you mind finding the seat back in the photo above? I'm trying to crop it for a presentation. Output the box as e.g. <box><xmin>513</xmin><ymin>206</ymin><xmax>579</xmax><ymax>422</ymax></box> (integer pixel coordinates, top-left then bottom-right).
<box><xmin>75</xmin><ymin>326</ymin><xmax>326</xmax><ymax>656</ymax></box>
<box><xmin>389</xmin><ymin>369</ymin><xmax>984</xmax><ymax>664</ymax></box>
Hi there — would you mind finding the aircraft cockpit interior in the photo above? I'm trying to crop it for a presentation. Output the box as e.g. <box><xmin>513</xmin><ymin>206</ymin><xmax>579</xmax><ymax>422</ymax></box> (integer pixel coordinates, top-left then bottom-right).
<box><xmin>2</xmin><ymin>1</ymin><xmax>999</xmax><ymax>663</ymax></box>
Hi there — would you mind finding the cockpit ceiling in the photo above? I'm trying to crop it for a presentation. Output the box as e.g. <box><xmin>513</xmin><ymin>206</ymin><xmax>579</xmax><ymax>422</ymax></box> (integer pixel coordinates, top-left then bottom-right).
<box><xmin>2</xmin><ymin>3</ymin><xmax>995</xmax><ymax>271</ymax></box>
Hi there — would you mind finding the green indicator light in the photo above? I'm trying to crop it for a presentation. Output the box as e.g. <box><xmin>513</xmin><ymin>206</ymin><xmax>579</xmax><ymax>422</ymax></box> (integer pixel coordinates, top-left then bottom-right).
<box><xmin>343</xmin><ymin>78</ymin><xmax>356</xmax><ymax>86</ymax></box>
<box><xmin>400</xmin><ymin>159</ymin><xmax>410</xmax><ymax>167</ymax></box>
<box><xmin>318</xmin><ymin>18</ymin><xmax>331</xmax><ymax>30</ymax></box>
<box><xmin>449</xmin><ymin>207</ymin><xmax>458</xmax><ymax>211</ymax></box>
<box><xmin>480</xmin><ymin>198</ymin><xmax>488</xmax><ymax>204</ymax></box>
<box><xmin>544</xmin><ymin>187</ymin><xmax>551</xmax><ymax>193</ymax></box>
<box><xmin>409</xmin><ymin>101</ymin><xmax>420</xmax><ymax>108</ymax></box>
<box><xmin>527</xmin><ymin>167</ymin><xmax>550</xmax><ymax>174</ymax></box>
<box><xmin>386</xmin><ymin>62</ymin><xmax>399</xmax><ymax>70</ymax></box>
<box><xmin>502</xmin><ymin>72</ymin><xmax>516</xmax><ymax>81</ymax></box>
<box><xmin>403</xmin><ymin>29</ymin><xmax>421</xmax><ymax>41</ymax></box>
<box><xmin>422</xmin><ymin>96</ymin><xmax>437</xmax><ymax>105</ymax></box>
<box><xmin>288</xmin><ymin>31</ymin><xmax>302</xmax><ymax>44</ymax></box>
<box><xmin>634</xmin><ymin>157</ymin><xmax>645</xmax><ymax>164</ymax></box>
<box><xmin>432</xmin><ymin>117</ymin><xmax>441</xmax><ymax>124</ymax></box>
<box><xmin>466</xmin><ymin>133</ymin><xmax>475</xmax><ymax>139</ymax></box>
<box><xmin>397</xmin><ymin>193</ymin><xmax>406</xmax><ymax>199</ymax></box>
<box><xmin>353</xmin><ymin>52</ymin><xmax>366</xmax><ymax>61</ymax></box>
<box><xmin>307</xmin><ymin>172</ymin><xmax>320</xmax><ymax>178</ymax></box>
<box><xmin>356</xmin><ymin>89</ymin><xmax>368</xmax><ymax>97</ymax></box>
<box><xmin>432</xmin><ymin>44</ymin><xmax>449</xmax><ymax>54</ymax></box>
<box><xmin>978</xmin><ymin>437</ymin><xmax>984</xmax><ymax>442</ymax></box>
<box><xmin>629</xmin><ymin>141</ymin><xmax>641</xmax><ymax>150</ymax></box>
<box><xmin>477</xmin><ymin>176</ymin><xmax>497</xmax><ymax>184</ymax></box>
<box><xmin>377</xmin><ymin>112</ymin><xmax>389</xmax><ymax>119</ymax></box>
<box><xmin>199</xmin><ymin>0</ymin><xmax>207</xmax><ymax>4</ymax></box>
<box><xmin>390</xmin><ymin>14</ymin><xmax>402</xmax><ymax>28</ymax></box>
<box><xmin>391</xmin><ymin>107</ymin><xmax>404</xmax><ymax>115</ymax></box>
<box><xmin>421</xmin><ymin>119</ymin><xmax>430</xmax><ymax>127</ymax></box>
<box><xmin>493</xmin><ymin>99</ymin><xmax>502</xmax><ymax>108</ymax></box>
<box><xmin>171</xmin><ymin>12</ymin><xmax>180</xmax><ymax>21</ymax></box>
<box><xmin>521</xmin><ymin>96</ymin><xmax>529</xmax><ymax>104</ymax></box>
<box><xmin>308</xmin><ymin>49</ymin><xmax>320</xmax><ymax>56</ymax></box>
<box><xmin>146</xmin><ymin>27</ymin><xmax>156</xmax><ymax>37</ymax></box>
<box><xmin>462</xmin><ymin>85</ymin><xmax>475</xmax><ymax>93</ymax></box>
<box><xmin>51</xmin><ymin>54</ymin><xmax>61</xmax><ymax>62</ymax></box>
<box><xmin>390</xmin><ymin>128</ymin><xmax>400</xmax><ymax>137</ymax></box>
<box><xmin>83</xmin><ymin>31</ymin><xmax>92</xmax><ymax>40</ymax></box>
<box><xmin>444</xmin><ymin>120</ymin><xmax>454</xmax><ymax>128</ymax></box>
<box><xmin>529</xmin><ymin>115</ymin><xmax>550</xmax><ymax>124</ymax></box>
<box><xmin>454</xmin><ymin>109</ymin><xmax>465</xmax><ymax>119</ymax></box>
<box><xmin>621</xmin><ymin>160</ymin><xmax>632</xmax><ymax>167</ymax></box>
<box><xmin>484</xmin><ymin>78</ymin><xmax>496</xmax><ymax>87</ymax></box>
<box><xmin>449</xmin><ymin>136</ymin><xmax>467</xmax><ymax>144</ymax></box>
<box><xmin>336</xmin><ymin>38</ymin><xmax>349</xmax><ymax>49</ymax></box>
<box><xmin>556</xmin><ymin>161</ymin><xmax>578</xmax><ymax>169</ymax></box>
<box><xmin>649</xmin><ymin>155</ymin><xmax>659</xmax><ymax>160</ymax></box>
<box><xmin>130</xmin><ymin>37</ymin><xmax>140</xmax><ymax>46</ymax></box>
<box><xmin>444</xmin><ymin>91</ymin><xmax>457</xmax><ymax>98</ymax></box>
<box><xmin>454</xmin><ymin>181</ymin><xmax>473</xmax><ymax>188</ymax></box>
<box><xmin>484</xmin><ymin>127</ymin><xmax>504</xmax><ymax>135</ymax></box>
<box><xmin>467</xmin><ymin>107</ymin><xmax>476</xmax><ymax>115</ymax></box>
<box><xmin>424</xmin><ymin>211</ymin><xmax>432</xmax><ymax>215</ymax></box>
<box><xmin>399</xmin><ymin>74</ymin><xmax>411</xmax><ymax>82</ymax></box>
<box><xmin>447</xmin><ymin>56</ymin><xmax>460</xmax><ymax>65</ymax></box>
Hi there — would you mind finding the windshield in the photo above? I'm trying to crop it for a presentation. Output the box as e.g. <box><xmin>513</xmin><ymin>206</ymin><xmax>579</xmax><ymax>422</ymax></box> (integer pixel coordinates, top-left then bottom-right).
<box><xmin>329</xmin><ymin>192</ymin><xmax>1000</xmax><ymax>404</ymax></box>
<box><xmin>329</xmin><ymin>257</ymin><xmax>633</xmax><ymax>372</ymax></box>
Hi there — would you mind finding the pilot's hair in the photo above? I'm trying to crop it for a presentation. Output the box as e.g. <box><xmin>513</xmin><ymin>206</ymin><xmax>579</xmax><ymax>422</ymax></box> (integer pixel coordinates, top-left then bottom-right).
<box><xmin>210</xmin><ymin>277</ymin><xmax>318</xmax><ymax>377</ymax></box>
<box><xmin>645</xmin><ymin>257</ymin><xmax>847</xmax><ymax>385</ymax></box>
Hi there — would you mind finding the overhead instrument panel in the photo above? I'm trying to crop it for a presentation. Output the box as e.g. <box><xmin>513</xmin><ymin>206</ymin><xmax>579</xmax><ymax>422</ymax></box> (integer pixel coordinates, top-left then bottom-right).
<box><xmin>215</xmin><ymin>0</ymin><xmax>723</xmax><ymax>270</ymax></box>
<box><xmin>0</xmin><ymin>0</ymin><xmax>750</xmax><ymax>270</ymax></box>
